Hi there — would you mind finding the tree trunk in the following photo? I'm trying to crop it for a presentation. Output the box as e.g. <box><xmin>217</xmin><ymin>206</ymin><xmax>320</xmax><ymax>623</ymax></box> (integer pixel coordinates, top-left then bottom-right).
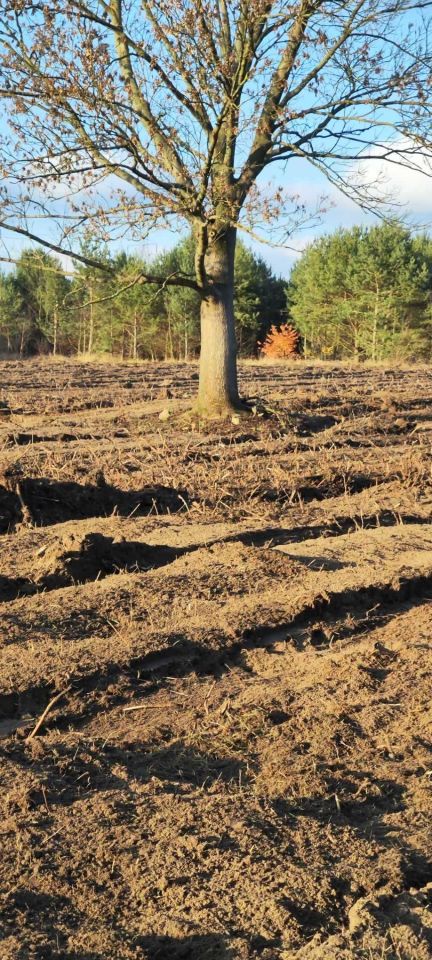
<box><xmin>52</xmin><ymin>302</ymin><xmax>58</xmax><ymax>356</ymax></box>
<box><xmin>184</xmin><ymin>318</ymin><xmax>188</xmax><ymax>361</ymax></box>
<box><xmin>197</xmin><ymin>228</ymin><xmax>241</xmax><ymax>415</ymax></box>
<box><xmin>87</xmin><ymin>285</ymin><xmax>94</xmax><ymax>354</ymax></box>
<box><xmin>165</xmin><ymin>314</ymin><xmax>174</xmax><ymax>360</ymax></box>
<box><xmin>132</xmin><ymin>312</ymin><xmax>138</xmax><ymax>360</ymax></box>
<box><xmin>372</xmin><ymin>279</ymin><xmax>379</xmax><ymax>362</ymax></box>
<box><xmin>121</xmin><ymin>320</ymin><xmax>126</xmax><ymax>360</ymax></box>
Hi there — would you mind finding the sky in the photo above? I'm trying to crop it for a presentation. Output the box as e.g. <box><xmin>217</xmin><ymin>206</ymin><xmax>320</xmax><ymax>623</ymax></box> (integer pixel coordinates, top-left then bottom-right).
<box><xmin>2</xmin><ymin>147</ymin><xmax>432</xmax><ymax>280</ymax></box>
<box><xmin>1</xmin><ymin>2</ymin><xmax>432</xmax><ymax>281</ymax></box>
<box><xmin>104</xmin><ymin>145</ymin><xmax>432</xmax><ymax>278</ymax></box>
<box><xmin>249</xmin><ymin>149</ymin><xmax>432</xmax><ymax>277</ymax></box>
<box><xmin>139</xmin><ymin>148</ymin><xmax>432</xmax><ymax>278</ymax></box>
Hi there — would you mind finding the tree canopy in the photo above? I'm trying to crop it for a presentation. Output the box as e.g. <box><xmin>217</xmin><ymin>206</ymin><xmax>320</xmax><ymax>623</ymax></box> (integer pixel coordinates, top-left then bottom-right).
<box><xmin>289</xmin><ymin>223</ymin><xmax>432</xmax><ymax>361</ymax></box>
<box><xmin>0</xmin><ymin>238</ymin><xmax>287</xmax><ymax>358</ymax></box>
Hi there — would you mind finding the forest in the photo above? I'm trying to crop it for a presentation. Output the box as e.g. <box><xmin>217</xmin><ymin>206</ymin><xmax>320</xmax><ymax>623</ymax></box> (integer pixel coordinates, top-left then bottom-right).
<box><xmin>2</xmin><ymin>222</ymin><xmax>431</xmax><ymax>363</ymax></box>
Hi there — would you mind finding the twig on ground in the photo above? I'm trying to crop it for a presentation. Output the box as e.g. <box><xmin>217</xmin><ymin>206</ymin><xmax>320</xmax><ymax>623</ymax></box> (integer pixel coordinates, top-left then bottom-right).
<box><xmin>25</xmin><ymin>686</ymin><xmax>72</xmax><ymax>743</ymax></box>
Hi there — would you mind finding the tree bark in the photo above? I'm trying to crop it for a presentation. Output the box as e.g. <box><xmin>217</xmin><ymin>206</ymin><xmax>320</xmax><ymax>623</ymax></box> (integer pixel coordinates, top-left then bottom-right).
<box><xmin>87</xmin><ymin>284</ymin><xmax>94</xmax><ymax>354</ymax></box>
<box><xmin>372</xmin><ymin>279</ymin><xmax>379</xmax><ymax>363</ymax></box>
<box><xmin>197</xmin><ymin>228</ymin><xmax>241</xmax><ymax>415</ymax></box>
<box><xmin>52</xmin><ymin>302</ymin><xmax>58</xmax><ymax>356</ymax></box>
<box><xmin>132</xmin><ymin>312</ymin><xmax>138</xmax><ymax>360</ymax></box>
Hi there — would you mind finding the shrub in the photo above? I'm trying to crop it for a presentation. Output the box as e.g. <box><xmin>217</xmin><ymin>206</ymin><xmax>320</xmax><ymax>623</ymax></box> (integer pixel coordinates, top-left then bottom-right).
<box><xmin>259</xmin><ymin>323</ymin><xmax>299</xmax><ymax>359</ymax></box>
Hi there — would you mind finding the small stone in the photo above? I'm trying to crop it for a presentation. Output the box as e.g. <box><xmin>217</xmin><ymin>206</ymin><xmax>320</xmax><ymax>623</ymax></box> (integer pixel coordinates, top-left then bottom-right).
<box><xmin>231</xmin><ymin>415</ymin><xmax>240</xmax><ymax>425</ymax></box>
<box><xmin>159</xmin><ymin>408</ymin><xmax>170</xmax><ymax>421</ymax></box>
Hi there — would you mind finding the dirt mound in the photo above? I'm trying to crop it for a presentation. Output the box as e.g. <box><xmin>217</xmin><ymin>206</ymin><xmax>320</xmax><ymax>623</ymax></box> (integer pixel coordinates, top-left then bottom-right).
<box><xmin>292</xmin><ymin>886</ymin><xmax>432</xmax><ymax>958</ymax></box>
<box><xmin>32</xmin><ymin>531</ymin><xmax>181</xmax><ymax>587</ymax></box>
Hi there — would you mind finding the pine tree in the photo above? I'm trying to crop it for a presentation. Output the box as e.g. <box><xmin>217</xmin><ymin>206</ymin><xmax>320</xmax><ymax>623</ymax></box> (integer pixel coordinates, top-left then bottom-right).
<box><xmin>290</xmin><ymin>224</ymin><xmax>432</xmax><ymax>362</ymax></box>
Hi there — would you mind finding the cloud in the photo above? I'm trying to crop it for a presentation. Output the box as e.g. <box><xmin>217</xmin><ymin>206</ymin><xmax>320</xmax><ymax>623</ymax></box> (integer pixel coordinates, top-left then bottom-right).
<box><xmin>2</xmin><ymin>137</ymin><xmax>431</xmax><ymax>280</ymax></box>
<box><xmin>251</xmin><ymin>140</ymin><xmax>432</xmax><ymax>275</ymax></box>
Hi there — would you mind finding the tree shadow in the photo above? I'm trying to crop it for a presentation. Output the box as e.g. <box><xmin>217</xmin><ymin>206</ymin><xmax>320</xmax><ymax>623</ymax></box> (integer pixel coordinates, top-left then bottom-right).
<box><xmin>293</xmin><ymin>413</ymin><xmax>339</xmax><ymax>436</ymax></box>
<box><xmin>0</xmin><ymin>634</ymin><xmax>223</xmax><ymax>735</ymax></box>
<box><xmin>247</xmin><ymin>769</ymin><xmax>432</xmax><ymax>936</ymax></box>
<box><xmin>272</xmin><ymin>769</ymin><xmax>407</xmax><ymax>828</ymax></box>
<box><xmin>2</xmin><ymin>746</ymin><xmax>430</xmax><ymax>957</ymax></box>
<box><xmin>136</xmin><ymin>933</ymin><xmax>234</xmax><ymax>959</ymax></box>
<box><xmin>255</xmin><ymin>472</ymin><xmax>387</xmax><ymax>504</ymax></box>
<box><xmin>271</xmin><ymin>769</ymin><xmax>432</xmax><ymax>885</ymax></box>
<box><xmin>0</xmin><ymin>532</ymin><xmax>185</xmax><ymax>601</ymax></box>
<box><xmin>3</xmin><ymin>734</ymin><xmax>248</xmax><ymax>809</ymax></box>
<box><xmin>0</xmin><ymin>889</ymin><xmax>78</xmax><ymax>958</ymax></box>
<box><xmin>1</xmin><ymin>476</ymin><xmax>189</xmax><ymax>529</ymax></box>
<box><xmin>1</xmin><ymin>890</ymin><xmax>234</xmax><ymax>959</ymax></box>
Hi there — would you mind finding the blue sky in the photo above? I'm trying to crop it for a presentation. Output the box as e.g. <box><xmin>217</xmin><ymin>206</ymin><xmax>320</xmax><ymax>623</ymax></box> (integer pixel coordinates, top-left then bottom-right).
<box><xmin>148</xmin><ymin>149</ymin><xmax>432</xmax><ymax>278</ymax></box>
<box><xmin>111</xmin><ymin>145</ymin><xmax>432</xmax><ymax>279</ymax></box>
<box><xmin>248</xmin><ymin>148</ymin><xmax>432</xmax><ymax>277</ymax></box>
<box><xmin>1</xmin><ymin>7</ymin><xmax>431</xmax><ymax>280</ymax></box>
<box><xmin>2</xmin><ymin>146</ymin><xmax>431</xmax><ymax>280</ymax></box>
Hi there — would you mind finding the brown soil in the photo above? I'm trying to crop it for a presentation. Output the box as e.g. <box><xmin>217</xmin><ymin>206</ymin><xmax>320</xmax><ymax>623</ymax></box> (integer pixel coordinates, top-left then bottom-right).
<box><xmin>0</xmin><ymin>359</ymin><xmax>431</xmax><ymax>960</ymax></box>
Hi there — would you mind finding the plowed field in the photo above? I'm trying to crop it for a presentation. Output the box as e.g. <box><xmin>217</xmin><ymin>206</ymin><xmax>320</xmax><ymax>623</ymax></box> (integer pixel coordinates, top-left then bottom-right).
<box><xmin>0</xmin><ymin>359</ymin><xmax>431</xmax><ymax>959</ymax></box>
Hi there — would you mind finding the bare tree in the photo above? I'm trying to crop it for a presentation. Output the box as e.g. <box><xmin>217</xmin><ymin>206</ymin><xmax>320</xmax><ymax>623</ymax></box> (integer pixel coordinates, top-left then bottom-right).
<box><xmin>0</xmin><ymin>1</ymin><xmax>432</xmax><ymax>413</ymax></box>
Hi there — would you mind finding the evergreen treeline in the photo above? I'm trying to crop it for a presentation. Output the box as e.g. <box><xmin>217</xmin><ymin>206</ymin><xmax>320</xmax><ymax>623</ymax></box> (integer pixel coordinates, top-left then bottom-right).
<box><xmin>289</xmin><ymin>223</ymin><xmax>432</xmax><ymax>362</ymax></box>
<box><xmin>1</xmin><ymin>224</ymin><xmax>431</xmax><ymax>362</ymax></box>
<box><xmin>0</xmin><ymin>237</ymin><xmax>286</xmax><ymax>360</ymax></box>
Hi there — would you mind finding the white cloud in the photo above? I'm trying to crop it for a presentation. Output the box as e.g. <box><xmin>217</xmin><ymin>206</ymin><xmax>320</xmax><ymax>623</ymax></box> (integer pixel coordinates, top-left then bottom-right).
<box><xmin>253</xmin><ymin>141</ymin><xmax>432</xmax><ymax>275</ymax></box>
<box><xmin>331</xmin><ymin>138</ymin><xmax>432</xmax><ymax>220</ymax></box>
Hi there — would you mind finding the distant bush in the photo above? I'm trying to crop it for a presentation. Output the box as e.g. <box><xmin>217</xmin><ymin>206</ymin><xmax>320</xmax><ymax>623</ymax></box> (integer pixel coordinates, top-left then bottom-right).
<box><xmin>259</xmin><ymin>323</ymin><xmax>299</xmax><ymax>359</ymax></box>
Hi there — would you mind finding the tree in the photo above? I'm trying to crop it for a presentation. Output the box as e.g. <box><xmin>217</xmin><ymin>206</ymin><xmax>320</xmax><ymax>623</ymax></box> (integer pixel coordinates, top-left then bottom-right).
<box><xmin>290</xmin><ymin>223</ymin><xmax>432</xmax><ymax>360</ymax></box>
<box><xmin>0</xmin><ymin>271</ymin><xmax>18</xmax><ymax>353</ymax></box>
<box><xmin>1</xmin><ymin>2</ymin><xmax>432</xmax><ymax>412</ymax></box>
<box><xmin>153</xmin><ymin>237</ymin><xmax>202</xmax><ymax>359</ymax></box>
<box><xmin>154</xmin><ymin>235</ymin><xmax>287</xmax><ymax>358</ymax></box>
<box><xmin>0</xmin><ymin>237</ymin><xmax>287</xmax><ymax>358</ymax></box>
<box><xmin>233</xmin><ymin>243</ymin><xmax>287</xmax><ymax>356</ymax></box>
<box><xmin>4</xmin><ymin>250</ymin><xmax>70</xmax><ymax>355</ymax></box>
<box><xmin>112</xmin><ymin>254</ymin><xmax>164</xmax><ymax>359</ymax></box>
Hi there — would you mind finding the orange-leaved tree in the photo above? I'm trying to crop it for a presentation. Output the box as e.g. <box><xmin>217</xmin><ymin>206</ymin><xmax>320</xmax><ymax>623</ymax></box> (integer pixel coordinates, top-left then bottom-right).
<box><xmin>260</xmin><ymin>324</ymin><xmax>299</xmax><ymax>359</ymax></box>
<box><xmin>1</xmin><ymin>2</ymin><xmax>432</xmax><ymax>414</ymax></box>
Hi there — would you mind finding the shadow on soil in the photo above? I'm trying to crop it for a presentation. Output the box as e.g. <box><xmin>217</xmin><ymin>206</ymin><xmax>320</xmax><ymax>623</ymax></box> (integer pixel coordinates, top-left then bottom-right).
<box><xmin>1</xmin><ymin>923</ymin><xmax>233</xmax><ymax>960</ymax></box>
<box><xmin>2</xmin><ymin>570</ymin><xmax>432</xmax><ymax>725</ymax></box>
<box><xmin>0</xmin><ymin>477</ymin><xmax>189</xmax><ymax>531</ymax></box>
<box><xmin>136</xmin><ymin>934</ymin><xmax>234</xmax><ymax>959</ymax></box>
<box><xmin>2</xmin><ymin>734</ymin><xmax>431</xmax><ymax>957</ymax></box>
<box><xmin>2</xmin><ymin>736</ymin><xmax>247</xmax><ymax>808</ymax></box>
<box><xmin>0</xmin><ymin>532</ymin><xmax>185</xmax><ymax>600</ymax></box>
<box><xmin>254</xmin><ymin>471</ymin><xmax>381</xmax><ymax>504</ymax></box>
<box><xmin>218</xmin><ymin>510</ymin><xmax>429</xmax><ymax>550</ymax></box>
<box><xmin>1</xmin><ymin>889</ymin><xmax>232</xmax><ymax>958</ymax></box>
<box><xmin>0</xmin><ymin>741</ymin><xmax>247</xmax><ymax>955</ymax></box>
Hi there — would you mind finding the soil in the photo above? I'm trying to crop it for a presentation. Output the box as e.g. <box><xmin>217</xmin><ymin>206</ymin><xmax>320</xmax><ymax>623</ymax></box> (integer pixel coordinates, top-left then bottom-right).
<box><xmin>0</xmin><ymin>358</ymin><xmax>431</xmax><ymax>960</ymax></box>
